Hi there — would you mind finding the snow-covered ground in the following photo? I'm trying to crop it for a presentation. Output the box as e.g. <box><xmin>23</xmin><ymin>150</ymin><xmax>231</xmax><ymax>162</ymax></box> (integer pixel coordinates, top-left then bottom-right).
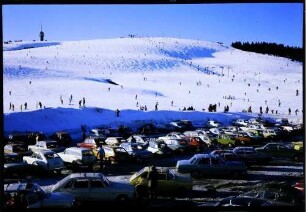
<box><xmin>3</xmin><ymin>37</ymin><xmax>303</xmax><ymax>137</ymax></box>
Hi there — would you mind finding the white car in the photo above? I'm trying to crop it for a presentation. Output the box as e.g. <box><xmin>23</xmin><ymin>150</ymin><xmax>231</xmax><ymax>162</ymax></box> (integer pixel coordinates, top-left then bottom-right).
<box><xmin>104</xmin><ymin>137</ymin><xmax>127</xmax><ymax>146</ymax></box>
<box><xmin>57</xmin><ymin>147</ymin><xmax>96</xmax><ymax>167</ymax></box>
<box><xmin>27</xmin><ymin>140</ymin><xmax>65</xmax><ymax>153</ymax></box>
<box><xmin>234</xmin><ymin>119</ymin><xmax>249</xmax><ymax>127</ymax></box>
<box><xmin>158</xmin><ymin>132</ymin><xmax>187</xmax><ymax>141</ymax></box>
<box><xmin>4</xmin><ymin>182</ymin><xmax>76</xmax><ymax>209</ymax></box>
<box><xmin>23</xmin><ymin>150</ymin><xmax>65</xmax><ymax>172</ymax></box>
<box><xmin>50</xmin><ymin>172</ymin><xmax>135</xmax><ymax>202</ymax></box>
<box><xmin>206</xmin><ymin>120</ymin><xmax>220</xmax><ymax>128</ymax></box>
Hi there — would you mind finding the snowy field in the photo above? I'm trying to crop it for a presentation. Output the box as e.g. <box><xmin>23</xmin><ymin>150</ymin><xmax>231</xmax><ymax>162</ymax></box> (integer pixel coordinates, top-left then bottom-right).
<box><xmin>3</xmin><ymin>37</ymin><xmax>303</xmax><ymax>136</ymax></box>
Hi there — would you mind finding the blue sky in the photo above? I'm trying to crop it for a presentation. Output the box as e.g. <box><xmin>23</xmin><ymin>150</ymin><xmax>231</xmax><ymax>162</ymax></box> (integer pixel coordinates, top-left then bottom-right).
<box><xmin>2</xmin><ymin>3</ymin><xmax>304</xmax><ymax>47</ymax></box>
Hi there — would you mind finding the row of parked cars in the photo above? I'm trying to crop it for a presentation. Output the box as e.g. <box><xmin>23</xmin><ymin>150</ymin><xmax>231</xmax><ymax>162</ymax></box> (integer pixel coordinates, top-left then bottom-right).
<box><xmin>3</xmin><ymin>166</ymin><xmax>195</xmax><ymax>209</ymax></box>
<box><xmin>4</xmin><ymin>128</ymin><xmax>303</xmax><ymax>178</ymax></box>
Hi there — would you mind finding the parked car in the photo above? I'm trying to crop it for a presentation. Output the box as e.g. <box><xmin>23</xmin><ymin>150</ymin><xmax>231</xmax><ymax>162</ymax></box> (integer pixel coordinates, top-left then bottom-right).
<box><xmin>161</xmin><ymin>138</ymin><xmax>192</xmax><ymax>154</ymax></box>
<box><xmin>214</xmin><ymin>134</ymin><xmax>236</xmax><ymax>147</ymax></box>
<box><xmin>4</xmin><ymin>153</ymin><xmax>36</xmax><ymax>178</ymax></box>
<box><xmin>119</xmin><ymin>142</ymin><xmax>153</xmax><ymax>163</ymax></box>
<box><xmin>176</xmin><ymin>153</ymin><xmax>247</xmax><ymax>179</ymax></box>
<box><xmin>206</xmin><ymin>120</ymin><xmax>220</xmax><ymax>128</ymax></box>
<box><xmin>4</xmin><ymin>143</ymin><xmax>32</xmax><ymax>157</ymax></box>
<box><xmin>137</xmin><ymin>123</ymin><xmax>159</xmax><ymax>135</ymax></box>
<box><xmin>50</xmin><ymin>172</ymin><xmax>135</xmax><ymax>202</ymax></box>
<box><xmin>186</xmin><ymin>136</ymin><xmax>208</xmax><ymax>151</ymax></box>
<box><xmin>234</xmin><ymin>132</ymin><xmax>252</xmax><ymax>145</ymax></box>
<box><xmin>291</xmin><ymin>141</ymin><xmax>303</xmax><ymax>151</ymax></box>
<box><xmin>232</xmin><ymin>146</ymin><xmax>272</xmax><ymax>165</ymax></box>
<box><xmin>77</xmin><ymin>137</ymin><xmax>105</xmax><ymax>150</ymax></box>
<box><xmin>27</xmin><ymin>140</ymin><xmax>65</xmax><ymax>153</ymax></box>
<box><xmin>261</xmin><ymin>129</ymin><xmax>278</xmax><ymax>139</ymax></box>
<box><xmin>129</xmin><ymin>166</ymin><xmax>192</xmax><ymax>198</ymax></box>
<box><xmin>184</xmin><ymin>131</ymin><xmax>212</xmax><ymax>147</ymax></box>
<box><xmin>87</xmin><ymin>128</ymin><xmax>110</xmax><ymax>139</ymax></box>
<box><xmin>209</xmin><ymin>149</ymin><xmax>245</xmax><ymax>164</ymax></box>
<box><xmin>49</xmin><ymin>131</ymin><xmax>73</xmax><ymax>147</ymax></box>
<box><xmin>4</xmin><ymin>182</ymin><xmax>76</xmax><ymax>209</ymax></box>
<box><xmin>255</xmin><ymin>142</ymin><xmax>302</xmax><ymax>160</ymax></box>
<box><xmin>93</xmin><ymin>145</ymin><xmax>131</xmax><ymax>163</ymax></box>
<box><xmin>104</xmin><ymin>137</ymin><xmax>127</xmax><ymax>146</ymax></box>
<box><xmin>23</xmin><ymin>150</ymin><xmax>65</xmax><ymax>173</ymax></box>
<box><xmin>146</xmin><ymin>140</ymin><xmax>173</xmax><ymax>157</ymax></box>
<box><xmin>57</xmin><ymin>147</ymin><xmax>96</xmax><ymax>169</ymax></box>
<box><xmin>7</xmin><ymin>132</ymin><xmax>31</xmax><ymax>145</ymax></box>
<box><xmin>7</xmin><ymin>131</ymin><xmax>46</xmax><ymax>145</ymax></box>
<box><xmin>169</xmin><ymin>120</ymin><xmax>193</xmax><ymax>132</ymax></box>
<box><xmin>127</xmin><ymin>135</ymin><xmax>150</xmax><ymax>145</ymax></box>
<box><xmin>233</xmin><ymin>119</ymin><xmax>249</xmax><ymax>127</ymax></box>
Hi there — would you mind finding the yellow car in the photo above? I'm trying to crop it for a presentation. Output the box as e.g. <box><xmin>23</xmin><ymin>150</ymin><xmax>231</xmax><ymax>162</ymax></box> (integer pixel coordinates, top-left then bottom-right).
<box><xmin>129</xmin><ymin>166</ymin><xmax>192</xmax><ymax>198</ymax></box>
<box><xmin>291</xmin><ymin>141</ymin><xmax>303</xmax><ymax>151</ymax></box>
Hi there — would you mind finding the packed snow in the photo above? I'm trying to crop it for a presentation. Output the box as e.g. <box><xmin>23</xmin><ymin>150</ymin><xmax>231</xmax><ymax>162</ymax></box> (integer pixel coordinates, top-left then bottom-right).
<box><xmin>3</xmin><ymin>37</ymin><xmax>303</xmax><ymax>139</ymax></box>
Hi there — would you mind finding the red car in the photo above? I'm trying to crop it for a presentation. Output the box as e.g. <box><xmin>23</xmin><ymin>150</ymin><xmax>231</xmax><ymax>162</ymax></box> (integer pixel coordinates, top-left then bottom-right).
<box><xmin>77</xmin><ymin>138</ymin><xmax>104</xmax><ymax>150</ymax></box>
<box><xmin>187</xmin><ymin>136</ymin><xmax>207</xmax><ymax>151</ymax></box>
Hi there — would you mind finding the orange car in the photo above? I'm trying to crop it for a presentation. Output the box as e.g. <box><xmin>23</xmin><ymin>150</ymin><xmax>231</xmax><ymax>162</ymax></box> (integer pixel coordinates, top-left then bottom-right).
<box><xmin>187</xmin><ymin>136</ymin><xmax>207</xmax><ymax>151</ymax></box>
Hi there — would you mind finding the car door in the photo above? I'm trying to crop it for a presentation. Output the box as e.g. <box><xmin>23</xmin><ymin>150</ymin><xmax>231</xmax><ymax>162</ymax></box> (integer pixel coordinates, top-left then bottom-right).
<box><xmin>197</xmin><ymin>158</ymin><xmax>213</xmax><ymax>177</ymax></box>
<box><xmin>70</xmin><ymin>179</ymin><xmax>90</xmax><ymax>201</ymax></box>
<box><xmin>156</xmin><ymin>172</ymin><xmax>175</xmax><ymax>195</ymax></box>
<box><xmin>89</xmin><ymin>179</ymin><xmax>110</xmax><ymax>201</ymax></box>
<box><xmin>210</xmin><ymin>157</ymin><xmax>228</xmax><ymax>176</ymax></box>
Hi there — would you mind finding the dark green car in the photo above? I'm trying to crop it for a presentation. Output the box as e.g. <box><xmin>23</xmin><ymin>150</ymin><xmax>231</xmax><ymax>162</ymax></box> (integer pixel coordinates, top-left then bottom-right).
<box><xmin>255</xmin><ymin>143</ymin><xmax>303</xmax><ymax>161</ymax></box>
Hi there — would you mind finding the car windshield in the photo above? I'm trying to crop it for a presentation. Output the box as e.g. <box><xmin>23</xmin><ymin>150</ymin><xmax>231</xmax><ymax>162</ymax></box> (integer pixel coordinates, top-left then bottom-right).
<box><xmin>188</xmin><ymin>156</ymin><xmax>197</xmax><ymax>164</ymax></box>
<box><xmin>44</xmin><ymin>152</ymin><xmax>60</xmax><ymax>159</ymax></box>
<box><xmin>101</xmin><ymin>175</ymin><xmax>110</xmax><ymax>186</ymax></box>
<box><xmin>168</xmin><ymin>169</ymin><xmax>175</xmax><ymax>180</ymax></box>
<box><xmin>135</xmin><ymin>167</ymin><xmax>146</xmax><ymax>176</ymax></box>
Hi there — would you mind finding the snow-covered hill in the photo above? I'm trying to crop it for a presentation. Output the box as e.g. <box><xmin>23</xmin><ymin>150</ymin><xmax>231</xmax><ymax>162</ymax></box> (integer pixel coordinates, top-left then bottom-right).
<box><xmin>3</xmin><ymin>37</ymin><xmax>303</xmax><ymax>138</ymax></box>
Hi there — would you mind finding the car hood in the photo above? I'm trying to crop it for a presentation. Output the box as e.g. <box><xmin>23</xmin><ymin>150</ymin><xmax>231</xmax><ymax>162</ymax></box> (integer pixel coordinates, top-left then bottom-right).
<box><xmin>176</xmin><ymin>160</ymin><xmax>190</xmax><ymax>166</ymax></box>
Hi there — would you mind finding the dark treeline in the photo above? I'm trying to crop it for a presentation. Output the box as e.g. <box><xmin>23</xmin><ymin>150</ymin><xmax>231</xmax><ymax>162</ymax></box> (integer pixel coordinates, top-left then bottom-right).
<box><xmin>231</xmin><ymin>41</ymin><xmax>303</xmax><ymax>62</ymax></box>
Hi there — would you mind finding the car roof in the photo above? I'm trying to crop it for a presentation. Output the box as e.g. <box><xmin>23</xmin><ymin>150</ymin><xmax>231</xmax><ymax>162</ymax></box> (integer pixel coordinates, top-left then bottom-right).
<box><xmin>66</xmin><ymin>172</ymin><xmax>104</xmax><ymax>179</ymax></box>
<box><xmin>66</xmin><ymin>147</ymin><xmax>90</xmax><ymax>151</ymax></box>
<box><xmin>193</xmin><ymin>154</ymin><xmax>219</xmax><ymax>159</ymax></box>
<box><xmin>143</xmin><ymin>166</ymin><xmax>170</xmax><ymax>173</ymax></box>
